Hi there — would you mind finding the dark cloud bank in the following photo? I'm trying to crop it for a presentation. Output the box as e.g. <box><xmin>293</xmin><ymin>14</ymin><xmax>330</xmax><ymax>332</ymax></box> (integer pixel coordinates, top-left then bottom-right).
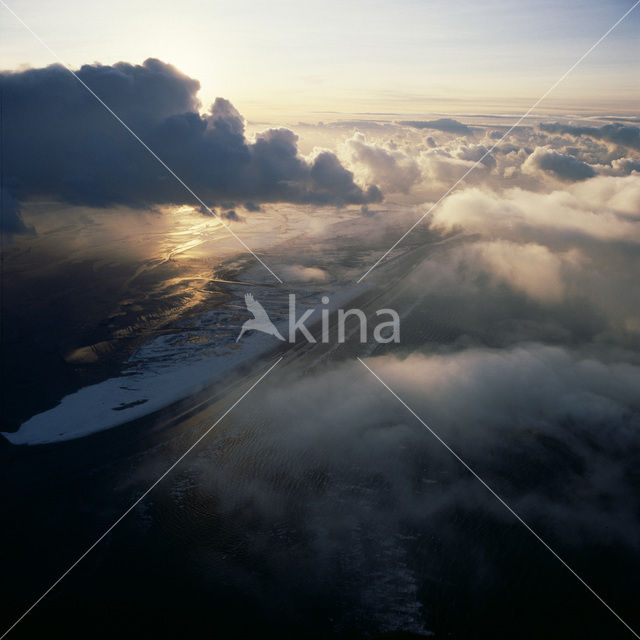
<box><xmin>0</xmin><ymin>187</ymin><xmax>30</xmax><ymax>234</ymax></box>
<box><xmin>540</xmin><ymin>122</ymin><xmax>640</xmax><ymax>151</ymax></box>
<box><xmin>0</xmin><ymin>59</ymin><xmax>381</xmax><ymax>230</ymax></box>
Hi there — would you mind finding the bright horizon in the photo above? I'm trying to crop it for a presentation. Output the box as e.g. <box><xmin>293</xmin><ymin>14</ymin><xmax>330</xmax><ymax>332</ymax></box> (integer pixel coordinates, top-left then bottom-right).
<box><xmin>2</xmin><ymin>0</ymin><xmax>639</xmax><ymax>121</ymax></box>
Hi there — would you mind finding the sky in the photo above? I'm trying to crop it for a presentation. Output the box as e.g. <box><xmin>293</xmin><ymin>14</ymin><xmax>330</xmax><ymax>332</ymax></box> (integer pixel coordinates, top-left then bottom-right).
<box><xmin>1</xmin><ymin>0</ymin><xmax>639</xmax><ymax>120</ymax></box>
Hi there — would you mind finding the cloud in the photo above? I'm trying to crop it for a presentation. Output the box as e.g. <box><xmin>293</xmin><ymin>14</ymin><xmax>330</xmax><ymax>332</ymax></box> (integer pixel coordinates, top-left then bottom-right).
<box><xmin>199</xmin><ymin>343</ymin><xmax>640</xmax><ymax>583</ymax></box>
<box><xmin>0</xmin><ymin>59</ymin><xmax>382</xmax><ymax>228</ymax></box>
<box><xmin>432</xmin><ymin>176</ymin><xmax>640</xmax><ymax>243</ymax></box>
<box><xmin>136</xmin><ymin>337</ymin><xmax>637</xmax><ymax>634</ymax></box>
<box><xmin>279</xmin><ymin>265</ymin><xmax>329</xmax><ymax>282</ymax></box>
<box><xmin>422</xmin><ymin>175</ymin><xmax>640</xmax><ymax>341</ymax></box>
<box><xmin>523</xmin><ymin>147</ymin><xmax>597</xmax><ymax>181</ymax></box>
<box><xmin>362</xmin><ymin>347</ymin><xmax>640</xmax><ymax>453</ymax></box>
<box><xmin>220</xmin><ymin>209</ymin><xmax>242</xmax><ymax>221</ymax></box>
<box><xmin>308</xmin><ymin>149</ymin><xmax>382</xmax><ymax>205</ymax></box>
<box><xmin>540</xmin><ymin>122</ymin><xmax>640</xmax><ymax>152</ymax></box>
<box><xmin>0</xmin><ymin>187</ymin><xmax>30</xmax><ymax>234</ymax></box>
<box><xmin>418</xmin><ymin>147</ymin><xmax>490</xmax><ymax>185</ymax></box>
<box><xmin>454</xmin><ymin>144</ymin><xmax>496</xmax><ymax>169</ymax></box>
<box><xmin>459</xmin><ymin>240</ymin><xmax>574</xmax><ymax>303</ymax></box>
<box><xmin>399</xmin><ymin>118</ymin><xmax>472</xmax><ymax>135</ymax></box>
<box><xmin>342</xmin><ymin>132</ymin><xmax>421</xmax><ymax>194</ymax></box>
<box><xmin>596</xmin><ymin>157</ymin><xmax>640</xmax><ymax>177</ymax></box>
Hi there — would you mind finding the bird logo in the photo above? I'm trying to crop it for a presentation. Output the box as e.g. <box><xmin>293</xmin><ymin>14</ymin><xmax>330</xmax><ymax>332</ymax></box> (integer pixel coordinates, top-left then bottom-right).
<box><xmin>236</xmin><ymin>293</ymin><xmax>286</xmax><ymax>342</ymax></box>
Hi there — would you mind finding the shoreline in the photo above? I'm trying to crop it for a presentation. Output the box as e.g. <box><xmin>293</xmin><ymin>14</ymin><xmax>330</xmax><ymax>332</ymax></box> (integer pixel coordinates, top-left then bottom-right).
<box><xmin>3</xmin><ymin>230</ymin><xmax>460</xmax><ymax>447</ymax></box>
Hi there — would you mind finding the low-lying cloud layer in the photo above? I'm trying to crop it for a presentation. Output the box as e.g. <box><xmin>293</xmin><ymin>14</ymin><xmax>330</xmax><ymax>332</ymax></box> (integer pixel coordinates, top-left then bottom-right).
<box><xmin>336</xmin><ymin>117</ymin><xmax>640</xmax><ymax>200</ymax></box>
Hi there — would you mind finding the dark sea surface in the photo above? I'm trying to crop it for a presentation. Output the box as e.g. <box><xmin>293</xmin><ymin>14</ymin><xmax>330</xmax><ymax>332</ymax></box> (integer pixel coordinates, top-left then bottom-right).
<box><xmin>1</xmin><ymin>227</ymin><xmax>639</xmax><ymax>639</ymax></box>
